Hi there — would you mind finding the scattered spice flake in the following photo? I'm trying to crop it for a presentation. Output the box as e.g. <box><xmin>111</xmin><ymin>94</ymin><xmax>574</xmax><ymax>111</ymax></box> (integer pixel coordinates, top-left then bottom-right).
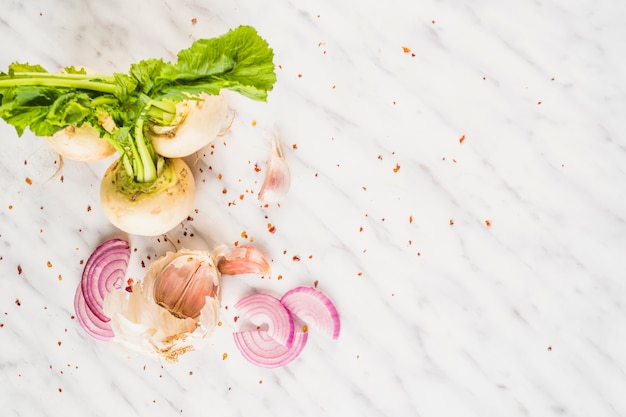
<box><xmin>218</xmin><ymin>173</ymin><xmax>223</xmax><ymax>180</ymax></box>
<box><xmin>259</xmin><ymin>380</ymin><xmax>263</xmax><ymax>385</ymax></box>
<box><xmin>58</xmin><ymin>274</ymin><xmax>62</xmax><ymax>281</ymax></box>
<box><xmin>57</xmin><ymin>341</ymin><xmax>62</xmax><ymax>346</ymax></box>
<box><xmin>17</xmin><ymin>265</ymin><xmax>22</xmax><ymax>275</ymax></box>
<box><xmin>459</xmin><ymin>135</ymin><xmax>465</xmax><ymax>144</ymax></box>
<box><xmin>222</xmin><ymin>188</ymin><xmax>227</xmax><ymax>194</ymax></box>
<box><xmin>359</xmin><ymin>226</ymin><xmax>363</xmax><ymax>232</ymax></box>
<box><xmin>233</xmin><ymin>316</ymin><xmax>239</xmax><ymax>323</ymax></box>
<box><xmin>189</xmin><ymin>371</ymin><xmax>193</xmax><ymax>375</ymax></box>
<box><xmin>547</xmin><ymin>346</ymin><xmax>552</xmax><ymax>351</ymax></box>
<box><xmin>482</xmin><ymin>76</ymin><xmax>486</xmax><ymax>80</ymax></box>
<box><xmin>277</xmin><ymin>274</ymin><xmax>283</xmax><ymax>281</ymax></box>
<box><xmin>432</xmin><ymin>20</ymin><xmax>436</xmax><ymax>24</ymax></box>
<box><xmin>313</xmin><ymin>280</ymin><xmax>319</xmax><ymax>288</ymax></box>
<box><xmin>239</xmin><ymin>194</ymin><xmax>245</xmax><ymax>200</ymax></box>
<box><xmin>393</xmin><ymin>163</ymin><xmax>400</xmax><ymax>173</ymax></box>
<box><xmin>254</xmin><ymin>163</ymin><xmax>261</xmax><ymax>173</ymax></box>
<box><xmin>60</xmin><ymin>175</ymin><xmax>64</xmax><ymax>183</ymax></box>
<box><xmin>537</xmin><ymin>101</ymin><xmax>542</xmax><ymax>105</ymax></box>
<box><xmin>251</xmin><ymin>119</ymin><xmax>257</xmax><ymax>127</ymax></box>
<box><xmin>15</xmin><ymin>299</ymin><xmax>21</xmax><ymax>306</ymax></box>
<box><xmin>297</xmin><ymin>73</ymin><xmax>303</xmax><ymax>78</ymax></box>
<box><xmin>58</xmin><ymin>388</ymin><xmax>62</xmax><ymax>393</ymax></box>
<box><xmin>449</xmin><ymin>219</ymin><xmax>454</xmax><ymax>226</ymax></box>
<box><xmin>241</xmin><ymin>231</ymin><xmax>248</xmax><ymax>239</ymax></box>
<box><xmin>357</xmin><ymin>272</ymin><xmax>363</xmax><ymax>277</ymax></box>
<box><xmin>409</xmin><ymin>216</ymin><xmax>413</xmax><ymax>224</ymax></box>
<box><xmin>8</xmin><ymin>205</ymin><xmax>12</xmax><ymax>210</ymax></box>
<box><xmin>402</xmin><ymin>46</ymin><xmax>411</xmax><ymax>53</ymax></box>
<box><xmin>485</xmin><ymin>219</ymin><xmax>492</xmax><ymax>227</ymax></box>
<box><xmin>217</xmin><ymin>321</ymin><xmax>223</xmax><ymax>327</ymax></box>
<box><xmin>47</xmin><ymin>261</ymin><xmax>52</xmax><ymax>268</ymax></box>
<box><xmin>191</xmin><ymin>17</ymin><xmax>197</xmax><ymax>24</ymax></box>
<box><xmin>292</xmin><ymin>255</ymin><xmax>301</xmax><ymax>262</ymax></box>
<box><xmin>87</xmin><ymin>205</ymin><xmax>92</xmax><ymax>212</ymax></box>
<box><xmin>267</xmin><ymin>223</ymin><xmax>276</xmax><ymax>234</ymax></box>
<box><xmin>223</xmin><ymin>353</ymin><xmax>228</xmax><ymax>360</ymax></box>
<box><xmin>292</xmin><ymin>143</ymin><xmax>298</xmax><ymax>149</ymax></box>
<box><xmin>302</xmin><ymin>325</ymin><xmax>308</xmax><ymax>333</ymax></box>
<box><xmin>25</xmin><ymin>177</ymin><xmax>32</xmax><ymax>185</ymax></box>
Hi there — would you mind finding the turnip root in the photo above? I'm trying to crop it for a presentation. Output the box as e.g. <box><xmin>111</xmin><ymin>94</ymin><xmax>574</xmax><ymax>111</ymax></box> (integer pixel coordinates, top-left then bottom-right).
<box><xmin>43</xmin><ymin>67</ymin><xmax>116</xmax><ymax>162</ymax></box>
<box><xmin>100</xmin><ymin>157</ymin><xmax>195</xmax><ymax>236</ymax></box>
<box><xmin>147</xmin><ymin>93</ymin><xmax>229</xmax><ymax>158</ymax></box>
<box><xmin>44</xmin><ymin>123</ymin><xmax>116</xmax><ymax>162</ymax></box>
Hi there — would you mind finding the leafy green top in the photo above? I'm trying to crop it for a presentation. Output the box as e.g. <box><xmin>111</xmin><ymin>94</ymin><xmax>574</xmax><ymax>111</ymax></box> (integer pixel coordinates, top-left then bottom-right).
<box><xmin>0</xmin><ymin>26</ymin><xmax>276</xmax><ymax>183</ymax></box>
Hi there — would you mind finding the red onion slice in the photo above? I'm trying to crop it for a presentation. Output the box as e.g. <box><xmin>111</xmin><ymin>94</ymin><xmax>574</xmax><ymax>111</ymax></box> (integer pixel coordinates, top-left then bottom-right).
<box><xmin>233</xmin><ymin>329</ymin><xmax>308</xmax><ymax>368</ymax></box>
<box><xmin>74</xmin><ymin>285</ymin><xmax>114</xmax><ymax>340</ymax></box>
<box><xmin>280</xmin><ymin>286</ymin><xmax>340</xmax><ymax>339</ymax></box>
<box><xmin>234</xmin><ymin>293</ymin><xmax>295</xmax><ymax>347</ymax></box>
<box><xmin>75</xmin><ymin>238</ymin><xmax>130</xmax><ymax>340</ymax></box>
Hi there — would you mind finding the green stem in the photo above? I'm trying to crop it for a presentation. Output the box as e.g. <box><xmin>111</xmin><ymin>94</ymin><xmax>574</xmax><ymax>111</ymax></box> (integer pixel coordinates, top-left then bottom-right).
<box><xmin>133</xmin><ymin>116</ymin><xmax>158</xmax><ymax>183</ymax></box>
<box><xmin>7</xmin><ymin>72</ymin><xmax>116</xmax><ymax>83</ymax></box>
<box><xmin>0</xmin><ymin>77</ymin><xmax>117</xmax><ymax>94</ymax></box>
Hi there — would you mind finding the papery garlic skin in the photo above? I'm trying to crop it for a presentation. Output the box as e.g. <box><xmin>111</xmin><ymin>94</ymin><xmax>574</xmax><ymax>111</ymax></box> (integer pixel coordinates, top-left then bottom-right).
<box><xmin>103</xmin><ymin>249</ymin><xmax>220</xmax><ymax>361</ymax></box>
<box><xmin>258</xmin><ymin>133</ymin><xmax>291</xmax><ymax>203</ymax></box>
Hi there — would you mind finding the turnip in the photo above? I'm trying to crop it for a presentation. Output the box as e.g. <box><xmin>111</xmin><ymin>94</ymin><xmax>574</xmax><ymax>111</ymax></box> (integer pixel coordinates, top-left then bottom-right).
<box><xmin>42</xmin><ymin>67</ymin><xmax>117</xmax><ymax>162</ymax></box>
<box><xmin>0</xmin><ymin>26</ymin><xmax>277</xmax><ymax>235</ymax></box>
<box><xmin>147</xmin><ymin>93</ymin><xmax>229</xmax><ymax>158</ymax></box>
<box><xmin>100</xmin><ymin>157</ymin><xmax>195</xmax><ymax>236</ymax></box>
<box><xmin>44</xmin><ymin>123</ymin><xmax>116</xmax><ymax>162</ymax></box>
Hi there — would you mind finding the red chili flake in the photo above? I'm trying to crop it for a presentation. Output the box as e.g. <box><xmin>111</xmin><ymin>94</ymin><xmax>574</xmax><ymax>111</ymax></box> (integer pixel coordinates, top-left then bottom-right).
<box><xmin>313</xmin><ymin>280</ymin><xmax>319</xmax><ymax>288</ymax></box>
<box><xmin>125</xmin><ymin>285</ymin><xmax>133</xmax><ymax>293</ymax></box>
<box><xmin>302</xmin><ymin>325</ymin><xmax>308</xmax><ymax>333</ymax></box>
<box><xmin>57</xmin><ymin>341</ymin><xmax>62</xmax><ymax>346</ymax></box>
<box><xmin>222</xmin><ymin>188</ymin><xmax>227</xmax><ymax>194</ymax></box>
<box><xmin>449</xmin><ymin>219</ymin><xmax>454</xmax><ymax>225</ymax></box>
<box><xmin>218</xmin><ymin>173</ymin><xmax>223</xmax><ymax>180</ymax></box>
<box><xmin>60</xmin><ymin>175</ymin><xmax>64</xmax><ymax>183</ymax></box>
<box><xmin>292</xmin><ymin>255</ymin><xmax>301</xmax><ymax>262</ymax></box>
<box><xmin>359</xmin><ymin>226</ymin><xmax>363</xmax><ymax>232</ymax></box>
<box><xmin>547</xmin><ymin>346</ymin><xmax>552</xmax><ymax>351</ymax></box>
<box><xmin>0</xmin><ymin>323</ymin><xmax>4</xmax><ymax>328</ymax></box>
<box><xmin>357</xmin><ymin>272</ymin><xmax>363</xmax><ymax>277</ymax></box>
<box><xmin>58</xmin><ymin>388</ymin><xmax>62</xmax><ymax>393</ymax></box>
<box><xmin>191</xmin><ymin>17</ymin><xmax>197</xmax><ymax>24</ymax></box>
<box><xmin>8</xmin><ymin>205</ymin><xmax>12</xmax><ymax>210</ymax></box>
<box><xmin>482</xmin><ymin>76</ymin><xmax>486</xmax><ymax>80</ymax></box>
<box><xmin>332</xmin><ymin>85</ymin><xmax>336</xmax><ymax>89</ymax></box>
<box><xmin>251</xmin><ymin>120</ymin><xmax>257</xmax><ymax>127</ymax></box>
<box><xmin>189</xmin><ymin>371</ymin><xmax>193</xmax><ymax>375</ymax></box>
<box><xmin>217</xmin><ymin>321</ymin><xmax>223</xmax><ymax>326</ymax></box>
<box><xmin>402</xmin><ymin>46</ymin><xmax>411</xmax><ymax>53</ymax></box>
<box><xmin>297</xmin><ymin>73</ymin><xmax>303</xmax><ymax>78</ymax></box>
<box><xmin>277</xmin><ymin>275</ymin><xmax>283</xmax><ymax>280</ymax></box>
<box><xmin>222</xmin><ymin>353</ymin><xmax>228</xmax><ymax>360</ymax></box>
<box><xmin>408</xmin><ymin>240</ymin><xmax>412</xmax><ymax>245</ymax></box>
<box><xmin>259</xmin><ymin>380</ymin><xmax>263</xmax><ymax>384</ymax></box>
<box><xmin>292</xmin><ymin>144</ymin><xmax>298</xmax><ymax>149</ymax></box>
<box><xmin>254</xmin><ymin>163</ymin><xmax>261</xmax><ymax>173</ymax></box>
<box><xmin>15</xmin><ymin>299</ymin><xmax>21</xmax><ymax>306</ymax></box>
<box><xmin>537</xmin><ymin>101</ymin><xmax>542</xmax><ymax>105</ymax></box>
<box><xmin>267</xmin><ymin>224</ymin><xmax>276</xmax><ymax>234</ymax></box>
<box><xmin>432</xmin><ymin>20</ymin><xmax>435</xmax><ymax>24</ymax></box>
<box><xmin>459</xmin><ymin>135</ymin><xmax>465</xmax><ymax>144</ymax></box>
<box><xmin>57</xmin><ymin>274</ymin><xmax>62</xmax><ymax>281</ymax></box>
<box><xmin>393</xmin><ymin>163</ymin><xmax>400</xmax><ymax>173</ymax></box>
<box><xmin>87</xmin><ymin>205</ymin><xmax>92</xmax><ymax>212</ymax></box>
<box><xmin>241</xmin><ymin>231</ymin><xmax>248</xmax><ymax>239</ymax></box>
<box><xmin>25</xmin><ymin>177</ymin><xmax>32</xmax><ymax>185</ymax></box>
<box><xmin>239</xmin><ymin>194</ymin><xmax>245</xmax><ymax>200</ymax></box>
<box><xmin>47</xmin><ymin>261</ymin><xmax>52</xmax><ymax>268</ymax></box>
<box><xmin>409</xmin><ymin>216</ymin><xmax>413</xmax><ymax>224</ymax></box>
<box><xmin>233</xmin><ymin>316</ymin><xmax>239</xmax><ymax>322</ymax></box>
<box><xmin>233</xmin><ymin>240</ymin><xmax>239</xmax><ymax>247</ymax></box>
<box><xmin>485</xmin><ymin>219</ymin><xmax>492</xmax><ymax>227</ymax></box>
<box><xmin>17</xmin><ymin>265</ymin><xmax>22</xmax><ymax>275</ymax></box>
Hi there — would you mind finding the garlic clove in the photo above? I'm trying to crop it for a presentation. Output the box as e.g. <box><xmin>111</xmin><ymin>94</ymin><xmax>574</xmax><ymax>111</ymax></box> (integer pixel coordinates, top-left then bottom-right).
<box><xmin>153</xmin><ymin>256</ymin><xmax>218</xmax><ymax>319</ymax></box>
<box><xmin>217</xmin><ymin>245</ymin><xmax>271</xmax><ymax>276</ymax></box>
<box><xmin>258</xmin><ymin>133</ymin><xmax>291</xmax><ymax>203</ymax></box>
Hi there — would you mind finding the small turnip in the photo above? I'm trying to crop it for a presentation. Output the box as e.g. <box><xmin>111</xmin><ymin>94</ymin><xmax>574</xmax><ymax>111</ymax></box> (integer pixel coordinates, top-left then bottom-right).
<box><xmin>147</xmin><ymin>93</ymin><xmax>229</xmax><ymax>158</ymax></box>
<box><xmin>100</xmin><ymin>157</ymin><xmax>195</xmax><ymax>236</ymax></box>
<box><xmin>44</xmin><ymin>123</ymin><xmax>116</xmax><ymax>162</ymax></box>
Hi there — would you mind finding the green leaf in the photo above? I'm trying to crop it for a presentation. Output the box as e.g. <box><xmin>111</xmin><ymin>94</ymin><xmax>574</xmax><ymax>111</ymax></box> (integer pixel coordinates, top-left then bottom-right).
<box><xmin>157</xmin><ymin>25</ymin><xmax>277</xmax><ymax>101</ymax></box>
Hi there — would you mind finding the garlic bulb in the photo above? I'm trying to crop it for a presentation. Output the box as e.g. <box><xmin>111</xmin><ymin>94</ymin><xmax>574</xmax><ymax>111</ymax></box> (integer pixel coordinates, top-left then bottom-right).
<box><xmin>103</xmin><ymin>248</ymin><xmax>221</xmax><ymax>361</ymax></box>
<box><xmin>258</xmin><ymin>133</ymin><xmax>291</xmax><ymax>203</ymax></box>
<box><xmin>103</xmin><ymin>245</ymin><xmax>272</xmax><ymax>361</ymax></box>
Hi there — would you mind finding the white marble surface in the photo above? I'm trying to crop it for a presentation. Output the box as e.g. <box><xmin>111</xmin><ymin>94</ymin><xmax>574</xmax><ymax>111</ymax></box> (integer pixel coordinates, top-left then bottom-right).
<box><xmin>1</xmin><ymin>0</ymin><xmax>626</xmax><ymax>416</ymax></box>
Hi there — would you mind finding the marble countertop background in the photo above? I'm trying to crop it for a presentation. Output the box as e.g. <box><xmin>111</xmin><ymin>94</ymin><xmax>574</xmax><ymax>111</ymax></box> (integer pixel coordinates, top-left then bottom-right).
<box><xmin>1</xmin><ymin>0</ymin><xmax>626</xmax><ymax>416</ymax></box>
